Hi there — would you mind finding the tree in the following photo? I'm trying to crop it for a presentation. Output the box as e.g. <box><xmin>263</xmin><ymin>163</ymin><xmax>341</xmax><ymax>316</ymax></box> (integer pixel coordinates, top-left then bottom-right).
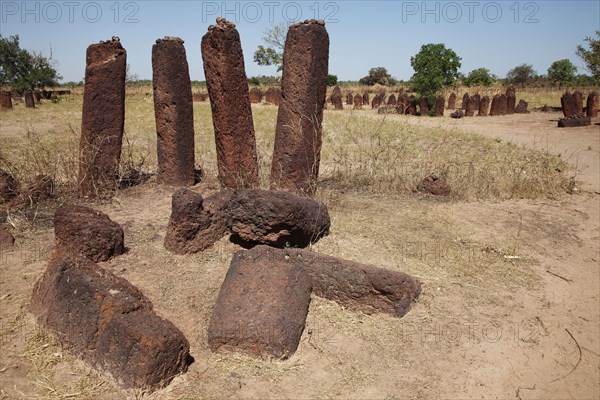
<box><xmin>253</xmin><ymin>22</ymin><xmax>288</xmax><ymax>72</ymax></box>
<box><xmin>410</xmin><ymin>43</ymin><xmax>461</xmax><ymax>98</ymax></box>
<box><xmin>576</xmin><ymin>31</ymin><xmax>600</xmax><ymax>81</ymax></box>
<box><xmin>359</xmin><ymin>67</ymin><xmax>396</xmax><ymax>86</ymax></box>
<box><xmin>547</xmin><ymin>59</ymin><xmax>577</xmax><ymax>88</ymax></box>
<box><xmin>463</xmin><ymin>68</ymin><xmax>496</xmax><ymax>87</ymax></box>
<box><xmin>0</xmin><ymin>35</ymin><xmax>61</xmax><ymax>91</ymax></box>
<box><xmin>506</xmin><ymin>64</ymin><xmax>536</xmax><ymax>88</ymax></box>
<box><xmin>327</xmin><ymin>74</ymin><xmax>338</xmax><ymax>86</ymax></box>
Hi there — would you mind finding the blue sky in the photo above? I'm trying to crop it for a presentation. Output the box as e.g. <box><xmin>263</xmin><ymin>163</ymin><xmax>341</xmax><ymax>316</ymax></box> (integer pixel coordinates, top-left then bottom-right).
<box><xmin>1</xmin><ymin>0</ymin><xmax>599</xmax><ymax>82</ymax></box>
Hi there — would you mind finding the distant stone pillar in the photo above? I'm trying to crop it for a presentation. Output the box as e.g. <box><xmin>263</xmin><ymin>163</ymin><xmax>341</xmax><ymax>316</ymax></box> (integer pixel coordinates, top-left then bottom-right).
<box><xmin>0</xmin><ymin>91</ymin><xmax>12</xmax><ymax>110</ymax></box>
<box><xmin>399</xmin><ymin>94</ymin><xmax>409</xmax><ymax>114</ymax></box>
<box><xmin>435</xmin><ymin>96</ymin><xmax>444</xmax><ymax>116</ymax></box>
<box><xmin>362</xmin><ymin>92</ymin><xmax>369</xmax><ymax>106</ymax></box>
<box><xmin>447</xmin><ymin>93</ymin><xmax>456</xmax><ymax>109</ymax></box>
<box><xmin>152</xmin><ymin>37</ymin><xmax>195</xmax><ymax>186</ymax></box>
<box><xmin>572</xmin><ymin>91</ymin><xmax>583</xmax><ymax>115</ymax></box>
<box><xmin>353</xmin><ymin>94</ymin><xmax>363</xmax><ymax>110</ymax></box>
<box><xmin>489</xmin><ymin>95</ymin><xmax>500</xmax><ymax>116</ymax></box>
<box><xmin>586</xmin><ymin>91</ymin><xmax>598</xmax><ymax>118</ymax></box>
<box><xmin>78</xmin><ymin>37</ymin><xmax>126</xmax><ymax>198</ymax></box>
<box><xmin>330</xmin><ymin>86</ymin><xmax>343</xmax><ymax>110</ymax></box>
<box><xmin>346</xmin><ymin>92</ymin><xmax>353</xmax><ymax>105</ymax></box>
<box><xmin>506</xmin><ymin>86</ymin><xmax>516</xmax><ymax>115</ymax></box>
<box><xmin>270</xmin><ymin>19</ymin><xmax>329</xmax><ymax>195</ymax></box>
<box><xmin>498</xmin><ymin>94</ymin><xmax>507</xmax><ymax>115</ymax></box>
<box><xmin>387</xmin><ymin>94</ymin><xmax>397</xmax><ymax>106</ymax></box>
<box><xmin>478</xmin><ymin>96</ymin><xmax>490</xmax><ymax>116</ymax></box>
<box><xmin>201</xmin><ymin>18</ymin><xmax>259</xmax><ymax>189</ymax></box>
<box><xmin>249</xmin><ymin>87</ymin><xmax>262</xmax><ymax>103</ymax></box>
<box><xmin>266</xmin><ymin>87</ymin><xmax>281</xmax><ymax>105</ymax></box>
<box><xmin>371</xmin><ymin>94</ymin><xmax>381</xmax><ymax>109</ymax></box>
<box><xmin>461</xmin><ymin>93</ymin><xmax>469</xmax><ymax>110</ymax></box>
<box><xmin>407</xmin><ymin>99</ymin><xmax>417</xmax><ymax>115</ymax></box>
<box><xmin>419</xmin><ymin>97</ymin><xmax>428</xmax><ymax>116</ymax></box>
<box><xmin>561</xmin><ymin>91</ymin><xmax>576</xmax><ymax>117</ymax></box>
<box><xmin>466</xmin><ymin>94</ymin><xmax>480</xmax><ymax>117</ymax></box>
<box><xmin>24</xmin><ymin>91</ymin><xmax>35</xmax><ymax>108</ymax></box>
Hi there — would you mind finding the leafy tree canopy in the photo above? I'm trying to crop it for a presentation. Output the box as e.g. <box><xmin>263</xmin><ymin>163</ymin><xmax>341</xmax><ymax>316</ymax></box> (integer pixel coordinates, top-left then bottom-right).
<box><xmin>410</xmin><ymin>43</ymin><xmax>461</xmax><ymax>98</ymax></box>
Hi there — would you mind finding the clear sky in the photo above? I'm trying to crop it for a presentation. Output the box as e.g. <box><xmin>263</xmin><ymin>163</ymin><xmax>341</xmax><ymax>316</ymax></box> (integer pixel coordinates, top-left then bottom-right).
<box><xmin>1</xmin><ymin>0</ymin><xmax>599</xmax><ymax>83</ymax></box>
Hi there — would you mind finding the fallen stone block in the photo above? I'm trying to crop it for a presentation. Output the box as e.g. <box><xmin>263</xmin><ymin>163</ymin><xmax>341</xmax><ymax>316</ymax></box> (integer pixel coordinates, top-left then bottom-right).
<box><xmin>31</xmin><ymin>253</ymin><xmax>190</xmax><ymax>389</ymax></box>
<box><xmin>208</xmin><ymin>248</ymin><xmax>312</xmax><ymax>359</ymax></box>
<box><xmin>54</xmin><ymin>205</ymin><xmax>125</xmax><ymax>262</ymax></box>
<box><xmin>557</xmin><ymin>116</ymin><xmax>592</xmax><ymax>128</ymax></box>
<box><xmin>226</xmin><ymin>189</ymin><xmax>330</xmax><ymax>248</ymax></box>
<box><xmin>164</xmin><ymin>188</ymin><xmax>231</xmax><ymax>254</ymax></box>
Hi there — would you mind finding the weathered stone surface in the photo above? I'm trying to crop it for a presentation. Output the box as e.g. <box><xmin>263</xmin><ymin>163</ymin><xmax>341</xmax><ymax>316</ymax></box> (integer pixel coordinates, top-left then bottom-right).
<box><xmin>24</xmin><ymin>90</ymin><xmax>35</xmax><ymax>108</ymax></box>
<box><xmin>407</xmin><ymin>99</ymin><xmax>417</xmax><ymax>115</ymax></box>
<box><xmin>558</xmin><ymin>116</ymin><xmax>592</xmax><ymax>127</ymax></box>
<box><xmin>461</xmin><ymin>93</ymin><xmax>469</xmax><ymax>110</ymax></box>
<box><xmin>270</xmin><ymin>20</ymin><xmax>329</xmax><ymax>195</ymax></box>
<box><xmin>489</xmin><ymin>95</ymin><xmax>500</xmax><ymax>116</ymax></box>
<box><xmin>0</xmin><ymin>169</ymin><xmax>18</xmax><ymax>203</ymax></box>
<box><xmin>226</xmin><ymin>189</ymin><xmax>330</xmax><ymax>248</ymax></box>
<box><xmin>265</xmin><ymin>87</ymin><xmax>280</xmax><ymax>105</ymax></box>
<box><xmin>398</xmin><ymin>94</ymin><xmax>409</xmax><ymax>114</ymax></box>
<box><xmin>387</xmin><ymin>94</ymin><xmax>397</xmax><ymax>106</ymax></box>
<box><xmin>362</xmin><ymin>92</ymin><xmax>369</xmax><ymax>106</ymax></box>
<box><xmin>573</xmin><ymin>90</ymin><xmax>583</xmax><ymax>115</ymax></box>
<box><xmin>246</xmin><ymin>246</ymin><xmax>422</xmax><ymax>317</ymax></box>
<box><xmin>434</xmin><ymin>96</ymin><xmax>444</xmax><ymax>116</ymax></box>
<box><xmin>417</xmin><ymin>175</ymin><xmax>451</xmax><ymax>196</ymax></box>
<box><xmin>202</xmin><ymin>18</ymin><xmax>259</xmax><ymax>189</ymax></box>
<box><xmin>587</xmin><ymin>91</ymin><xmax>599</xmax><ymax>118</ymax></box>
<box><xmin>0</xmin><ymin>91</ymin><xmax>12</xmax><ymax>110</ymax></box>
<box><xmin>419</xmin><ymin>97</ymin><xmax>428</xmax><ymax>116</ymax></box>
<box><xmin>330</xmin><ymin>86</ymin><xmax>343</xmax><ymax>110</ymax></box>
<box><xmin>79</xmin><ymin>37</ymin><xmax>126</xmax><ymax>198</ymax></box>
<box><xmin>515</xmin><ymin>99</ymin><xmax>530</xmax><ymax>114</ymax></box>
<box><xmin>371</xmin><ymin>93</ymin><xmax>382</xmax><ymax>109</ymax></box>
<box><xmin>450</xmin><ymin>109</ymin><xmax>464</xmax><ymax>118</ymax></box>
<box><xmin>164</xmin><ymin>188</ymin><xmax>231</xmax><ymax>254</ymax></box>
<box><xmin>478</xmin><ymin>95</ymin><xmax>490</xmax><ymax>116</ymax></box>
<box><xmin>152</xmin><ymin>37</ymin><xmax>195</xmax><ymax>186</ymax></box>
<box><xmin>506</xmin><ymin>85</ymin><xmax>516</xmax><ymax>98</ymax></box>
<box><xmin>192</xmin><ymin>93</ymin><xmax>207</xmax><ymax>102</ymax></box>
<box><xmin>0</xmin><ymin>225</ymin><xmax>14</xmax><ymax>249</ymax></box>
<box><xmin>465</xmin><ymin>94</ymin><xmax>480</xmax><ymax>117</ymax></box>
<box><xmin>208</xmin><ymin>248</ymin><xmax>312</xmax><ymax>359</ymax></box>
<box><xmin>447</xmin><ymin>93</ymin><xmax>456</xmax><ymax>109</ymax></box>
<box><xmin>249</xmin><ymin>87</ymin><xmax>263</xmax><ymax>103</ymax></box>
<box><xmin>561</xmin><ymin>91</ymin><xmax>576</xmax><ymax>117</ymax></box>
<box><xmin>346</xmin><ymin>92</ymin><xmax>353</xmax><ymax>105</ymax></box>
<box><xmin>54</xmin><ymin>205</ymin><xmax>125</xmax><ymax>262</ymax></box>
<box><xmin>353</xmin><ymin>94</ymin><xmax>363</xmax><ymax>110</ymax></box>
<box><xmin>506</xmin><ymin>86</ymin><xmax>516</xmax><ymax>114</ymax></box>
<box><xmin>31</xmin><ymin>253</ymin><xmax>190</xmax><ymax>389</ymax></box>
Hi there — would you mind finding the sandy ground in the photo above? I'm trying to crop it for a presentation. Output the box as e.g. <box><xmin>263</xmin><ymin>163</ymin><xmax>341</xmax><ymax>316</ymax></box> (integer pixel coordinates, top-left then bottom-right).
<box><xmin>1</xmin><ymin>109</ymin><xmax>599</xmax><ymax>399</ymax></box>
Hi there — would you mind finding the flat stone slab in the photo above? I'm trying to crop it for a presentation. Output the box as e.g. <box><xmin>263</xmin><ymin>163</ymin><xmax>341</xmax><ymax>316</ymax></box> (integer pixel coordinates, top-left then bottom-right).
<box><xmin>31</xmin><ymin>253</ymin><xmax>190</xmax><ymax>389</ymax></box>
<box><xmin>208</xmin><ymin>248</ymin><xmax>312</xmax><ymax>359</ymax></box>
<box><xmin>558</xmin><ymin>117</ymin><xmax>592</xmax><ymax>128</ymax></box>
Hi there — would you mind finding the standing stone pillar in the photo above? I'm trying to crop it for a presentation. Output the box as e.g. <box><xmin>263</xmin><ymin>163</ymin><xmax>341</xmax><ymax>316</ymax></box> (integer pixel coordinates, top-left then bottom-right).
<box><xmin>419</xmin><ymin>97</ymin><xmax>429</xmax><ymax>116</ymax></box>
<box><xmin>434</xmin><ymin>96</ymin><xmax>444</xmax><ymax>116</ymax></box>
<box><xmin>78</xmin><ymin>37</ymin><xmax>126</xmax><ymax>198</ymax></box>
<box><xmin>201</xmin><ymin>18</ymin><xmax>259</xmax><ymax>189</ymax></box>
<box><xmin>362</xmin><ymin>93</ymin><xmax>369</xmax><ymax>106</ymax></box>
<box><xmin>505</xmin><ymin>86</ymin><xmax>516</xmax><ymax>115</ymax></box>
<box><xmin>0</xmin><ymin>92</ymin><xmax>12</xmax><ymax>110</ymax></box>
<box><xmin>466</xmin><ymin>94</ymin><xmax>480</xmax><ymax>117</ymax></box>
<box><xmin>573</xmin><ymin>91</ymin><xmax>583</xmax><ymax>115</ymax></box>
<box><xmin>498</xmin><ymin>94</ymin><xmax>508</xmax><ymax>115</ymax></box>
<box><xmin>561</xmin><ymin>91</ymin><xmax>576</xmax><ymax>117</ymax></box>
<box><xmin>346</xmin><ymin>93</ymin><xmax>353</xmax><ymax>105</ymax></box>
<box><xmin>152</xmin><ymin>37</ymin><xmax>195</xmax><ymax>186</ymax></box>
<box><xmin>371</xmin><ymin>95</ymin><xmax>381</xmax><ymax>110</ymax></box>
<box><xmin>478</xmin><ymin>96</ymin><xmax>490</xmax><ymax>116</ymax></box>
<box><xmin>587</xmin><ymin>91</ymin><xmax>598</xmax><ymax>118</ymax></box>
<box><xmin>24</xmin><ymin>91</ymin><xmax>35</xmax><ymax>108</ymax></box>
<box><xmin>447</xmin><ymin>93</ymin><xmax>456</xmax><ymax>109</ymax></box>
<box><xmin>387</xmin><ymin>94</ymin><xmax>397</xmax><ymax>106</ymax></box>
<box><xmin>353</xmin><ymin>94</ymin><xmax>363</xmax><ymax>110</ymax></box>
<box><xmin>461</xmin><ymin>93</ymin><xmax>469</xmax><ymax>110</ymax></box>
<box><xmin>330</xmin><ymin>86</ymin><xmax>343</xmax><ymax>110</ymax></box>
<box><xmin>270</xmin><ymin>20</ymin><xmax>329</xmax><ymax>195</ymax></box>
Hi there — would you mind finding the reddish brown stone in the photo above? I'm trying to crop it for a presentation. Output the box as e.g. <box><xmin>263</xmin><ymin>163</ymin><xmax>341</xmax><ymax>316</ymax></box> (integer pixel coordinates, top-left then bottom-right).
<box><xmin>419</xmin><ymin>97</ymin><xmax>429</xmax><ymax>116</ymax></box>
<box><xmin>270</xmin><ymin>20</ymin><xmax>329</xmax><ymax>195</ymax></box>
<box><xmin>24</xmin><ymin>90</ymin><xmax>35</xmax><ymax>108</ymax></box>
<box><xmin>506</xmin><ymin>95</ymin><xmax>516</xmax><ymax>115</ymax></box>
<box><xmin>407</xmin><ymin>99</ymin><xmax>417</xmax><ymax>115</ymax></box>
<box><xmin>346</xmin><ymin>92</ymin><xmax>353</xmax><ymax>105</ymax></box>
<box><xmin>330</xmin><ymin>86</ymin><xmax>343</xmax><ymax>110</ymax></box>
<box><xmin>362</xmin><ymin>92</ymin><xmax>369</xmax><ymax>105</ymax></box>
<box><xmin>208</xmin><ymin>248</ymin><xmax>312</xmax><ymax>359</ymax></box>
<box><xmin>450</xmin><ymin>110</ymin><xmax>464</xmax><ymax>118</ymax></box>
<box><xmin>265</xmin><ymin>87</ymin><xmax>280</xmax><ymax>105</ymax></box>
<box><xmin>249</xmin><ymin>87</ymin><xmax>263</xmax><ymax>103</ymax></box>
<box><xmin>202</xmin><ymin>18</ymin><xmax>259</xmax><ymax>189</ymax></box>
<box><xmin>0</xmin><ymin>225</ymin><xmax>14</xmax><ymax>249</ymax></box>
<box><xmin>31</xmin><ymin>253</ymin><xmax>190</xmax><ymax>389</ymax></box>
<box><xmin>192</xmin><ymin>93</ymin><xmax>207</xmax><ymax>102</ymax></box>
<box><xmin>498</xmin><ymin>94</ymin><xmax>508</xmax><ymax>115</ymax></box>
<box><xmin>54</xmin><ymin>205</ymin><xmax>125</xmax><ymax>262</ymax></box>
<box><xmin>573</xmin><ymin>91</ymin><xmax>583</xmax><ymax>115</ymax></box>
<box><xmin>587</xmin><ymin>91</ymin><xmax>599</xmax><ymax>118</ymax></box>
<box><xmin>0</xmin><ymin>91</ymin><xmax>12</xmax><ymax>110</ymax></box>
<box><xmin>399</xmin><ymin>94</ymin><xmax>409</xmax><ymax>114</ymax></box>
<box><xmin>387</xmin><ymin>94</ymin><xmax>397</xmax><ymax>106</ymax></box>
<box><xmin>447</xmin><ymin>93</ymin><xmax>456</xmax><ymax>109</ymax></box>
<box><xmin>558</xmin><ymin>116</ymin><xmax>592</xmax><ymax>127</ymax></box>
<box><xmin>353</xmin><ymin>94</ymin><xmax>363</xmax><ymax>110</ymax></box>
<box><xmin>371</xmin><ymin>93</ymin><xmax>382</xmax><ymax>109</ymax></box>
<box><xmin>152</xmin><ymin>37</ymin><xmax>195</xmax><ymax>186</ymax></box>
<box><xmin>561</xmin><ymin>91</ymin><xmax>576</xmax><ymax>117</ymax></box>
<box><xmin>478</xmin><ymin>95</ymin><xmax>490</xmax><ymax>116</ymax></box>
<box><xmin>417</xmin><ymin>175</ymin><xmax>451</xmax><ymax>196</ymax></box>
<box><xmin>489</xmin><ymin>95</ymin><xmax>500</xmax><ymax>116</ymax></box>
<box><xmin>226</xmin><ymin>188</ymin><xmax>330</xmax><ymax>248</ymax></box>
<box><xmin>434</xmin><ymin>96</ymin><xmax>444</xmax><ymax>116</ymax></box>
<box><xmin>515</xmin><ymin>99</ymin><xmax>530</xmax><ymax>114</ymax></box>
<box><xmin>0</xmin><ymin>169</ymin><xmax>18</xmax><ymax>203</ymax></box>
<box><xmin>79</xmin><ymin>37</ymin><xmax>126</xmax><ymax>198</ymax></box>
<box><xmin>461</xmin><ymin>93</ymin><xmax>469</xmax><ymax>110</ymax></box>
<box><xmin>246</xmin><ymin>246</ymin><xmax>421</xmax><ymax>317</ymax></box>
<box><xmin>506</xmin><ymin>85</ymin><xmax>516</xmax><ymax>98</ymax></box>
<box><xmin>465</xmin><ymin>94</ymin><xmax>480</xmax><ymax>117</ymax></box>
<box><xmin>164</xmin><ymin>188</ymin><xmax>231</xmax><ymax>254</ymax></box>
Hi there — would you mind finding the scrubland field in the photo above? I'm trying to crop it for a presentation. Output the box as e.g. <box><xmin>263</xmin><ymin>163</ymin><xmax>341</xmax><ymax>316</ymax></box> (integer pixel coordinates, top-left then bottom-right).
<box><xmin>0</xmin><ymin>86</ymin><xmax>599</xmax><ymax>399</ymax></box>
